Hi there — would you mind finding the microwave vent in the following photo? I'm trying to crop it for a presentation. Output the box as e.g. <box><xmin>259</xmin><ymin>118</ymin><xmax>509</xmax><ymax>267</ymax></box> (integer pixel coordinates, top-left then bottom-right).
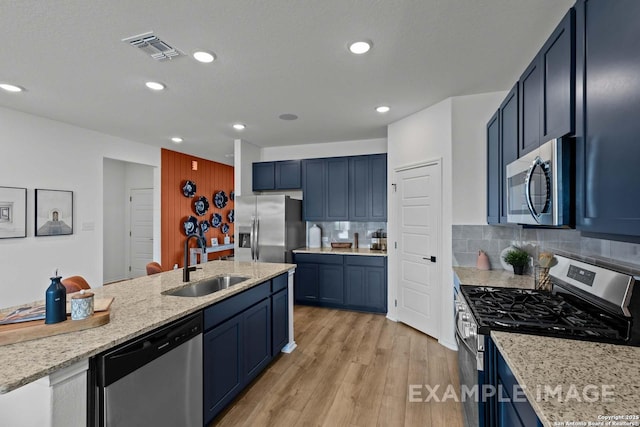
<box><xmin>122</xmin><ymin>32</ymin><xmax>182</xmax><ymax>61</ymax></box>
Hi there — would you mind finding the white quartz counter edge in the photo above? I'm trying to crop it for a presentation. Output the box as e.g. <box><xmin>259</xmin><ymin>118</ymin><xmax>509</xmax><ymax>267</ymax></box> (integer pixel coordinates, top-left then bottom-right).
<box><xmin>491</xmin><ymin>331</ymin><xmax>640</xmax><ymax>427</ymax></box>
<box><xmin>293</xmin><ymin>247</ymin><xmax>388</xmax><ymax>257</ymax></box>
<box><xmin>0</xmin><ymin>260</ymin><xmax>294</xmax><ymax>394</ymax></box>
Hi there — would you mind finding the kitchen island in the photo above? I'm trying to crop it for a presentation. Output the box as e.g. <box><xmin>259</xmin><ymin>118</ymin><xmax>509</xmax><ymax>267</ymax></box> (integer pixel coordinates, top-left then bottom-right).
<box><xmin>0</xmin><ymin>260</ymin><xmax>296</xmax><ymax>426</ymax></box>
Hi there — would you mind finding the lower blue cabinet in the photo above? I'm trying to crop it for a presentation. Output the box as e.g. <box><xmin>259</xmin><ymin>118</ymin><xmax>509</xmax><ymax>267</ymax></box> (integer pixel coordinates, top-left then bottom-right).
<box><xmin>203</xmin><ymin>273</ymin><xmax>288</xmax><ymax>424</ymax></box>
<box><xmin>344</xmin><ymin>265</ymin><xmax>386</xmax><ymax>313</ymax></box>
<box><xmin>319</xmin><ymin>264</ymin><xmax>344</xmax><ymax>304</ymax></box>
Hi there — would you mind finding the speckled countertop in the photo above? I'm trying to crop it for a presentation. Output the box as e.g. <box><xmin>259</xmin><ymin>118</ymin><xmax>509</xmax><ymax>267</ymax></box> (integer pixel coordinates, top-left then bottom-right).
<box><xmin>491</xmin><ymin>331</ymin><xmax>640</xmax><ymax>427</ymax></box>
<box><xmin>453</xmin><ymin>266</ymin><xmax>534</xmax><ymax>289</ymax></box>
<box><xmin>293</xmin><ymin>247</ymin><xmax>388</xmax><ymax>257</ymax></box>
<box><xmin>0</xmin><ymin>261</ymin><xmax>294</xmax><ymax>394</ymax></box>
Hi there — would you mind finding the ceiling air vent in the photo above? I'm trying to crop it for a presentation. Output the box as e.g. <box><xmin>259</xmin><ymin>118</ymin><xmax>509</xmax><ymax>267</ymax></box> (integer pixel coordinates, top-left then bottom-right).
<box><xmin>122</xmin><ymin>32</ymin><xmax>181</xmax><ymax>61</ymax></box>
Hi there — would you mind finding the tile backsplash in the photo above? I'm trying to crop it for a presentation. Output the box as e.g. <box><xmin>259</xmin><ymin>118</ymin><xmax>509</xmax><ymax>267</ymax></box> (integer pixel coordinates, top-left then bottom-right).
<box><xmin>306</xmin><ymin>221</ymin><xmax>387</xmax><ymax>248</ymax></box>
<box><xmin>453</xmin><ymin>225</ymin><xmax>640</xmax><ymax>273</ymax></box>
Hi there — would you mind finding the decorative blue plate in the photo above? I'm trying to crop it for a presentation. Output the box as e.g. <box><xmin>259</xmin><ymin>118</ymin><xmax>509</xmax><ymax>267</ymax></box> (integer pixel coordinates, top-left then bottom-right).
<box><xmin>183</xmin><ymin>216</ymin><xmax>198</xmax><ymax>235</ymax></box>
<box><xmin>194</xmin><ymin>196</ymin><xmax>209</xmax><ymax>216</ymax></box>
<box><xmin>211</xmin><ymin>213</ymin><xmax>222</xmax><ymax>228</ymax></box>
<box><xmin>214</xmin><ymin>191</ymin><xmax>228</xmax><ymax>209</ymax></box>
<box><xmin>227</xmin><ymin>209</ymin><xmax>234</xmax><ymax>223</ymax></box>
<box><xmin>221</xmin><ymin>223</ymin><xmax>230</xmax><ymax>234</ymax></box>
<box><xmin>200</xmin><ymin>220</ymin><xmax>210</xmax><ymax>234</ymax></box>
<box><xmin>182</xmin><ymin>180</ymin><xmax>196</xmax><ymax>198</ymax></box>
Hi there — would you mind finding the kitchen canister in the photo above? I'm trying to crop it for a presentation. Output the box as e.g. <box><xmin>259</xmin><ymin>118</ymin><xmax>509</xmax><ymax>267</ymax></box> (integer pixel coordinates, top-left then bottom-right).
<box><xmin>45</xmin><ymin>273</ymin><xmax>67</xmax><ymax>324</ymax></box>
<box><xmin>309</xmin><ymin>224</ymin><xmax>321</xmax><ymax>248</ymax></box>
<box><xmin>71</xmin><ymin>290</ymin><xmax>94</xmax><ymax>320</ymax></box>
<box><xmin>476</xmin><ymin>250</ymin><xmax>491</xmax><ymax>270</ymax></box>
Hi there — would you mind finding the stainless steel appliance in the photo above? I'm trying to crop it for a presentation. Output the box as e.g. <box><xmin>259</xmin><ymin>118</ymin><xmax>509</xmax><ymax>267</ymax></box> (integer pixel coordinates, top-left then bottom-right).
<box><xmin>235</xmin><ymin>195</ymin><xmax>305</xmax><ymax>263</ymax></box>
<box><xmin>454</xmin><ymin>255</ymin><xmax>640</xmax><ymax>426</ymax></box>
<box><xmin>506</xmin><ymin>138</ymin><xmax>572</xmax><ymax>226</ymax></box>
<box><xmin>92</xmin><ymin>312</ymin><xmax>203</xmax><ymax>427</ymax></box>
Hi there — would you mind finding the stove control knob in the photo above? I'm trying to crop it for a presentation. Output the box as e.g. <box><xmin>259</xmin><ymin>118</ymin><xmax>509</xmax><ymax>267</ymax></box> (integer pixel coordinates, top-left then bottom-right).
<box><xmin>461</xmin><ymin>313</ymin><xmax>470</xmax><ymax>322</ymax></box>
<box><xmin>468</xmin><ymin>327</ymin><xmax>477</xmax><ymax>338</ymax></box>
<box><xmin>462</xmin><ymin>321</ymin><xmax>471</xmax><ymax>338</ymax></box>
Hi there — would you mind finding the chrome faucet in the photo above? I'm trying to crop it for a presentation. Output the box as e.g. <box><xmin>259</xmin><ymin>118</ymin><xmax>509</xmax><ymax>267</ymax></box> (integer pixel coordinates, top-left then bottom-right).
<box><xmin>183</xmin><ymin>234</ymin><xmax>201</xmax><ymax>282</ymax></box>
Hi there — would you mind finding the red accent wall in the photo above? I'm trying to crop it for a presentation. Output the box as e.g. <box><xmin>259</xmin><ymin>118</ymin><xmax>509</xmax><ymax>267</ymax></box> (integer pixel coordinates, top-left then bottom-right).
<box><xmin>161</xmin><ymin>149</ymin><xmax>234</xmax><ymax>269</ymax></box>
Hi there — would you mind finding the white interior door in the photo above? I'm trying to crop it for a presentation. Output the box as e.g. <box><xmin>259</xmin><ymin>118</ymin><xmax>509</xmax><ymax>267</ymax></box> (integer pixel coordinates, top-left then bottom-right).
<box><xmin>396</xmin><ymin>162</ymin><xmax>442</xmax><ymax>339</ymax></box>
<box><xmin>129</xmin><ymin>188</ymin><xmax>153</xmax><ymax>278</ymax></box>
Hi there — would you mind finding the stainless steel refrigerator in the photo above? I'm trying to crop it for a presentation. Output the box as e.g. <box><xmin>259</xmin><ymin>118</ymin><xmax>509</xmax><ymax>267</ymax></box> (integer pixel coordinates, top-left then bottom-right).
<box><xmin>234</xmin><ymin>195</ymin><xmax>305</xmax><ymax>263</ymax></box>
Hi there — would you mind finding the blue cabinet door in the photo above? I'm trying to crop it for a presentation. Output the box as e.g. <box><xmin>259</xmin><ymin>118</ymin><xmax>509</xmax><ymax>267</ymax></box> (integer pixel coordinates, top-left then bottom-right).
<box><xmin>252</xmin><ymin>162</ymin><xmax>276</xmax><ymax>191</ymax></box>
<box><xmin>500</xmin><ymin>84</ymin><xmax>519</xmax><ymax>223</ymax></box>
<box><xmin>487</xmin><ymin>110</ymin><xmax>501</xmax><ymax>224</ymax></box>
<box><xmin>276</xmin><ymin>160</ymin><xmax>302</xmax><ymax>189</ymax></box>
<box><xmin>271</xmin><ymin>288</ymin><xmax>288</xmax><ymax>356</ymax></box>
<box><xmin>294</xmin><ymin>261</ymin><xmax>319</xmax><ymax>302</ymax></box>
<box><xmin>302</xmin><ymin>159</ymin><xmax>326</xmax><ymax>221</ymax></box>
<box><xmin>519</xmin><ymin>57</ymin><xmax>542</xmax><ymax>157</ymax></box>
<box><xmin>203</xmin><ymin>314</ymin><xmax>243</xmax><ymax>423</ymax></box>
<box><xmin>575</xmin><ymin>0</ymin><xmax>640</xmax><ymax>239</ymax></box>
<box><xmin>318</xmin><ymin>264</ymin><xmax>344</xmax><ymax>304</ymax></box>
<box><xmin>345</xmin><ymin>265</ymin><xmax>386</xmax><ymax>313</ymax></box>
<box><xmin>540</xmin><ymin>9</ymin><xmax>575</xmax><ymax>141</ymax></box>
<box><xmin>326</xmin><ymin>157</ymin><xmax>349</xmax><ymax>220</ymax></box>
<box><xmin>369</xmin><ymin>154</ymin><xmax>387</xmax><ymax>221</ymax></box>
<box><xmin>349</xmin><ymin>156</ymin><xmax>369</xmax><ymax>221</ymax></box>
<box><xmin>243</xmin><ymin>298</ymin><xmax>271</xmax><ymax>383</ymax></box>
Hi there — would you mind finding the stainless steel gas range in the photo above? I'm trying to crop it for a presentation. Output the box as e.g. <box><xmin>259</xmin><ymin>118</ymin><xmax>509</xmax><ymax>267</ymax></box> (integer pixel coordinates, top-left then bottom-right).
<box><xmin>454</xmin><ymin>255</ymin><xmax>640</xmax><ymax>427</ymax></box>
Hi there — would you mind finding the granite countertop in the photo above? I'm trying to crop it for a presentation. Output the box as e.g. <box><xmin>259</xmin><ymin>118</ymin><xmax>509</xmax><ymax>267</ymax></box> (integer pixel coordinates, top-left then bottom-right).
<box><xmin>453</xmin><ymin>266</ymin><xmax>534</xmax><ymax>289</ymax></box>
<box><xmin>0</xmin><ymin>260</ymin><xmax>294</xmax><ymax>394</ymax></box>
<box><xmin>293</xmin><ymin>247</ymin><xmax>388</xmax><ymax>257</ymax></box>
<box><xmin>491</xmin><ymin>331</ymin><xmax>640</xmax><ymax>427</ymax></box>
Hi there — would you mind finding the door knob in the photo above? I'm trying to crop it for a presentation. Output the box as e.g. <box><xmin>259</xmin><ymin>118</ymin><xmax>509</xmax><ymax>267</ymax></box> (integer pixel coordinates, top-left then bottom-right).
<box><xmin>422</xmin><ymin>256</ymin><xmax>436</xmax><ymax>263</ymax></box>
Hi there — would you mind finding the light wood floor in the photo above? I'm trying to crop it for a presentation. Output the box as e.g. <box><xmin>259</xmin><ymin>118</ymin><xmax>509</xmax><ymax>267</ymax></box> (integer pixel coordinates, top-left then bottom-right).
<box><xmin>211</xmin><ymin>305</ymin><xmax>464</xmax><ymax>427</ymax></box>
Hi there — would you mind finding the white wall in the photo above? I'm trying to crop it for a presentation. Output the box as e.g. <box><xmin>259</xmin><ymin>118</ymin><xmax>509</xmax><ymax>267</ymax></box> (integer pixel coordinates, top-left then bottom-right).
<box><xmin>387</xmin><ymin>91</ymin><xmax>505</xmax><ymax>349</ymax></box>
<box><xmin>0</xmin><ymin>106</ymin><xmax>160</xmax><ymax>308</ymax></box>
<box><xmin>234</xmin><ymin>139</ymin><xmax>261</xmax><ymax>198</ymax></box>
<box><xmin>261</xmin><ymin>137</ymin><xmax>387</xmax><ymax>161</ymax></box>
<box><xmin>451</xmin><ymin>91</ymin><xmax>508</xmax><ymax>224</ymax></box>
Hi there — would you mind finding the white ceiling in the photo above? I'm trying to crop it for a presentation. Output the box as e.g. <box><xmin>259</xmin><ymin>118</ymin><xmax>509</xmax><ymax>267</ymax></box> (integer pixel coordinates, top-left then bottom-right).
<box><xmin>0</xmin><ymin>0</ymin><xmax>573</xmax><ymax>164</ymax></box>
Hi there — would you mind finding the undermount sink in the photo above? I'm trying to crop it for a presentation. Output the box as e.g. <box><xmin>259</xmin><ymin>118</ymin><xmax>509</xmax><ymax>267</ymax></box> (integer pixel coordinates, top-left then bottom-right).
<box><xmin>163</xmin><ymin>275</ymin><xmax>251</xmax><ymax>297</ymax></box>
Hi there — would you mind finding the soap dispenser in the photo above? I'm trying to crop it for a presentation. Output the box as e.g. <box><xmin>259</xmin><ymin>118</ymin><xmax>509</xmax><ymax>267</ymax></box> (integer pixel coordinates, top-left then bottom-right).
<box><xmin>45</xmin><ymin>270</ymin><xmax>67</xmax><ymax>324</ymax></box>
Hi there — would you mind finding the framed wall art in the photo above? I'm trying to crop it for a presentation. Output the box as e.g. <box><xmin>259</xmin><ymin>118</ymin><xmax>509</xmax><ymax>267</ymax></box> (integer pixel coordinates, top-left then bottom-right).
<box><xmin>0</xmin><ymin>186</ymin><xmax>27</xmax><ymax>239</ymax></box>
<box><xmin>35</xmin><ymin>189</ymin><xmax>73</xmax><ymax>236</ymax></box>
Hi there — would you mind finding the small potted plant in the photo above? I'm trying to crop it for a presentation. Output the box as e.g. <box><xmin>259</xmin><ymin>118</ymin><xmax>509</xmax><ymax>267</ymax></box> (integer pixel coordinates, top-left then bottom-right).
<box><xmin>502</xmin><ymin>247</ymin><xmax>530</xmax><ymax>275</ymax></box>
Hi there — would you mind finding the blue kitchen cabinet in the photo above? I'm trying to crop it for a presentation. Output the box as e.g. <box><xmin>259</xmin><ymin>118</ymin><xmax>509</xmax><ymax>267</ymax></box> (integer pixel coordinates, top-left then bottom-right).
<box><xmin>519</xmin><ymin>8</ymin><xmax>575</xmax><ymax>157</ymax></box>
<box><xmin>495</xmin><ymin>350</ymin><xmax>542</xmax><ymax>427</ymax></box>
<box><xmin>293</xmin><ymin>253</ymin><xmax>343</xmax><ymax>305</ymax></box>
<box><xmin>271</xmin><ymin>288</ymin><xmax>288</xmax><ymax>357</ymax></box>
<box><xmin>326</xmin><ymin>157</ymin><xmax>349</xmax><ymax>221</ymax></box>
<box><xmin>486</xmin><ymin>110</ymin><xmax>501</xmax><ymax>224</ymax></box>
<box><xmin>243</xmin><ymin>298</ymin><xmax>271</xmax><ymax>383</ymax></box>
<box><xmin>253</xmin><ymin>160</ymin><xmax>302</xmax><ymax>191</ymax></box>
<box><xmin>349</xmin><ymin>156</ymin><xmax>369</xmax><ymax>221</ymax></box>
<box><xmin>302</xmin><ymin>159</ymin><xmax>326</xmax><ymax>221</ymax></box>
<box><xmin>294</xmin><ymin>261</ymin><xmax>319</xmax><ymax>302</ymax></box>
<box><xmin>204</xmin><ymin>313</ymin><xmax>243</xmax><ymax>423</ymax></box>
<box><xmin>318</xmin><ymin>263</ymin><xmax>344</xmax><ymax>304</ymax></box>
<box><xmin>252</xmin><ymin>162</ymin><xmax>275</xmax><ymax>191</ymax></box>
<box><xmin>369</xmin><ymin>154</ymin><xmax>387</xmax><ymax>221</ymax></box>
<box><xmin>500</xmin><ymin>84</ymin><xmax>519</xmax><ymax>223</ymax></box>
<box><xmin>574</xmin><ymin>0</ymin><xmax>640</xmax><ymax>240</ymax></box>
<box><xmin>344</xmin><ymin>255</ymin><xmax>387</xmax><ymax>313</ymax></box>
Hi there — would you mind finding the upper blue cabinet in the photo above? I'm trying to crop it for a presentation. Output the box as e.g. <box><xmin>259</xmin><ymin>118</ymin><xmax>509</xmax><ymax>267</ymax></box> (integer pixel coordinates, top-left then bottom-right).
<box><xmin>252</xmin><ymin>160</ymin><xmax>301</xmax><ymax>191</ymax></box>
<box><xmin>519</xmin><ymin>8</ymin><xmax>575</xmax><ymax>157</ymax></box>
<box><xmin>302</xmin><ymin>154</ymin><xmax>387</xmax><ymax>222</ymax></box>
<box><xmin>574</xmin><ymin>0</ymin><xmax>640</xmax><ymax>239</ymax></box>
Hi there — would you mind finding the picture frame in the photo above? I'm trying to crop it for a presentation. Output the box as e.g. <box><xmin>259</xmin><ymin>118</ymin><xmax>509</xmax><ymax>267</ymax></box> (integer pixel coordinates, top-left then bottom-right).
<box><xmin>0</xmin><ymin>186</ymin><xmax>27</xmax><ymax>239</ymax></box>
<box><xmin>35</xmin><ymin>189</ymin><xmax>73</xmax><ymax>236</ymax></box>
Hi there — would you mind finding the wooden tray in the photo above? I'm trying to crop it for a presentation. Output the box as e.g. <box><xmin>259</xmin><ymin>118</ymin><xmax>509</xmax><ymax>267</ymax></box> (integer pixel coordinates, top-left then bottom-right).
<box><xmin>0</xmin><ymin>298</ymin><xmax>113</xmax><ymax>347</ymax></box>
<box><xmin>331</xmin><ymin>242</ymin><xmax>353</xmax><ymax>248</ymax></box>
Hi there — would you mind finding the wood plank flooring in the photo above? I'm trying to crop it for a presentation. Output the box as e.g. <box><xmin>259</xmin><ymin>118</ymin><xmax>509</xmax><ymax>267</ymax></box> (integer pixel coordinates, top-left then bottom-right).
<box><xmin>211</xmin><ymin>305</ymin><xmax>464</xmax><ymax>427</ymax></box>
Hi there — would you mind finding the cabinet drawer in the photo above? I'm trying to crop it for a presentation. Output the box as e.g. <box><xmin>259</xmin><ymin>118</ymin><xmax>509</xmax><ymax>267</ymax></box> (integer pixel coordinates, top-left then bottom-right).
<box><xmin>294</xmin><ymin>253</ymin><xmax>343</xmax><ymax>265</ymax></box>
<box><xmin>204</xmin><ymin>281</ymin><xmax>270</xmax><ymax>330</ymax></box>
<box><xmin>271</xmin><ymin>273</ymin><xmax>288</xmax><ymax>293</ymax></box>
<box><xmin>344</xmin><ymin>255</ymin><xmax>386</xmax><ymax>267</ymax></box>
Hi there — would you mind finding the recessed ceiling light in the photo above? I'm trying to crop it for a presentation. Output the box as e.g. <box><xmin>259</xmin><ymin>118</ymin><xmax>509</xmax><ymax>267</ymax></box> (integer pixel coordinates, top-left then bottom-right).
<box><xmin>376</xmin><ymin>106</ymin><xmax>390</xmax><ymax>113</ymax></box>
<box><xmin>171</xmin><ymin>137</ymin><xmax>183</xmax><ymax>143</ymax></box>
<box><xmin>349</xmin><ymin>40</ymin><xmax>372</xmax><ymax>55</ymax></box>
<box><xmin>145</xmin><ymin>81</ymin><xmax>165</xmax><ymax>91</ymax></box>
<box><xmin>0</xmin><ymin>83</ymin><xmax>23</xmax><ymax>93</ymax></box>
<box><xmin>279</xmin><ymin>113</ymin><xmax>298</xmax><ymax>121</ymax></box>
<box><xmin>232</xmin><ymin>123</ymin><xmax>246</xmax><ymax>131</ymax></box>
<box><xmin>193</xmin><ymin>51</ymin><xmax>215</xmax><ymax>63</ymax></box>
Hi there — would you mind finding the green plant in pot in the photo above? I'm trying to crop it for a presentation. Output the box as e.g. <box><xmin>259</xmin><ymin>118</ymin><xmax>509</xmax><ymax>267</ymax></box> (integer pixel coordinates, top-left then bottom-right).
<box><xmin>502</xmin><ymin>247</ymin><xmax>530</xmax><ymax>275</ymax></box>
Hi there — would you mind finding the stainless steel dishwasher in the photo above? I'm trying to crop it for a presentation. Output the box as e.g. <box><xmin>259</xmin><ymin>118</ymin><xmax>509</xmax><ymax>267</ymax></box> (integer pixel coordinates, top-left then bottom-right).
<box><xmin>93</xmin><ymin>312</ymin><xmax>203</xmax><ymax>427</ymax></box>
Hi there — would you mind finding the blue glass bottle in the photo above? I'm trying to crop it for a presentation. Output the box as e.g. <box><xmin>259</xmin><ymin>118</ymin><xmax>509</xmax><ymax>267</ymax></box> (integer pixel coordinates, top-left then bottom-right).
<box><xmin>45</xmin><ymin>275</ymin><xmax>66</xmax><ymax>324</ymax></box>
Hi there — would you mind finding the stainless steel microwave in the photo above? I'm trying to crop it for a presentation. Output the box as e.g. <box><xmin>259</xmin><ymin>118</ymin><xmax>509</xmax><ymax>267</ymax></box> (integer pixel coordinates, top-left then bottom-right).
<box><xmin>506</xmin><ymin>138</ymin><xmax>572</xmax><ymax>226</ymax></box>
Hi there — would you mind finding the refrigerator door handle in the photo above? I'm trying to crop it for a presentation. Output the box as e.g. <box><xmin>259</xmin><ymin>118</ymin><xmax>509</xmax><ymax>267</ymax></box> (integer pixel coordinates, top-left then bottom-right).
<box><xmin>255</xmin><ymin>217</ymin><xmax>260</xmax><ymax>261</ymax></box>
<box><xmin>250</xmin><ymin>216</ymin><xmax>256</xmax><ymax>261</ymax></box>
